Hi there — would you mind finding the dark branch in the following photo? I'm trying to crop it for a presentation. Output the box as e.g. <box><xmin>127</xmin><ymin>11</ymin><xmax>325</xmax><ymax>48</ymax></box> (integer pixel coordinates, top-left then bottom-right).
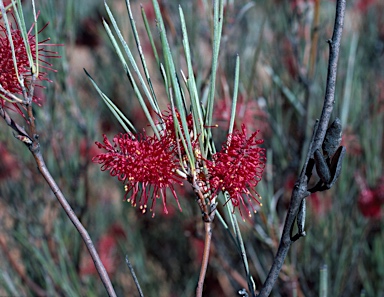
<box><xmin>311</xmin><ymin>0</ymin><xmax>346</xmax><ymax>155</ymax></box>
<box><xmin>125</xmin><ymin>255</ymin><xmax>145</xmax><ymax>297</ymax></box>
<box><xmin>0</xmin><ymin>106</ymin><xmax>32</xmax><ymax>142</ymax></box>
<box><xmin>256</xmin><ymin>1</ymin><xmax>346</xmax><ymax>296</ymax></box>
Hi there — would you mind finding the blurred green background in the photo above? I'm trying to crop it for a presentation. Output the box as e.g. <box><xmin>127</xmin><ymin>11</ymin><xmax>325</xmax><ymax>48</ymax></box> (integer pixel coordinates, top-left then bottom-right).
<box><xmin>0</xmin><ymin>0</ymin><xmax>383</xmax><ymax>296</ymax></box>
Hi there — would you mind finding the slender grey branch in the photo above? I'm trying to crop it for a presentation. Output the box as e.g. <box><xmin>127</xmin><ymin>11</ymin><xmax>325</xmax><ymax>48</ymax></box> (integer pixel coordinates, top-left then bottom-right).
<box><xmin>256</xmin><ymin>1</ymin><xmax>346</xmax><ymax>296</ymax></box>
<box><xmin>1</xmin><ymin>105</ymin><xmax>117</xmax><ymax>297</ymax></box>
<box><xmin>311</xmin><ymin>0</ymin><xmax>346</xmax><ymax>155</ymax></box>
<box><xmin>125</xmin><ymin>255</ymin><xmax>144</xmax><ymax>297</ymax></box>
<box><xmin>28</xmin><ymin>141</ymin><xmax>117</xmax><ymax>297</ymax></box>
<box><xmin>0</xmin><ymin>106</ymin><xmax>32</xmax><ymax>141</ymax></box>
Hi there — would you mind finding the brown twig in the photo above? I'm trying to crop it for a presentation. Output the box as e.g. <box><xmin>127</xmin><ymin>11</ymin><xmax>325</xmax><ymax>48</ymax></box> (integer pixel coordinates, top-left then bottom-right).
<box><xmin>196</xmin><ymin>221</ymin><xmax>213</xmax><ymax>297</ymax></box>
<box><xmin>0</xmin><ymin>107</ymin><xmax>31</xmax><ymax>141</ymax></box>
<box><xmin>256</xmin><ymin>1</ymin><xmax>346</xmax><ymax>296</ymax></box>
<box><xmin>191</xmin><ymin>170</ymin><xmax>215</xmax><ymax>297</ymax></box>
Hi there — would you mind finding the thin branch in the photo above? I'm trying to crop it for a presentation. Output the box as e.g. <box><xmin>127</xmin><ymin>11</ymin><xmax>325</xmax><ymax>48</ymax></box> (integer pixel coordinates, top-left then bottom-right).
<box><xmin>256</xmin><ymin>1</ymin><xmax>346</xmax><ymax>296</ymax></box>
<box><xmin>27</xmin><ymin>140</ymin><xmax>117</xmax><ymax>297</ymax></box>
<box><xmin>196</xmin><ymin>221</ymin><xmax>213</xmax><ymax>297</ymax></box>
<box><xmin>311</xmin><ymin>0</ymin><xmax>346</xmax><ymax>155</ymax></box>
<box><xmin>191</xmin><ymin>168</ymin><xmax>215</xmax><ymax>297</ymax></box>
<box><xmin>0</xmin><ymin>106</ymin><xmax>32</xmax><ymax>141</ymax></box>
<box><xmin>1</xmin><ymin>105</ymin><xmax>116</xmax><ymax>297</ymax></box>
<box><xmin>125</xmin><ymin>255</ymin><xmax>144</xmax><ymax>297</ymax></box>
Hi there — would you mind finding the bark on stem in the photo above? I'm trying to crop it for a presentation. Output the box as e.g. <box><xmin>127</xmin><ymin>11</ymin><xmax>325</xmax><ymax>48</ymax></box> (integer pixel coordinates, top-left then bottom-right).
<box><xmin>28</xmin><ymin>141</ymin><xmax>117</xmax><ymax>296</ymax></box>
<box><xmin>1</xmin><ymin>105</ymin><xmax>117</xmax><ymax>296</ymax></box>
<box><xmin>28</xmin><ymin>141</ymin><xmax>117</xmax><ymax>297</ymax></box>
<box><xmin>256</xmin><ymin>1</ymin><xmax>346</xmax><ymax>296</ymax></box>
<box><xmin>196</xmin><ymin>221</ymin><xmax>213</xmax><ymax>297</ymax></box>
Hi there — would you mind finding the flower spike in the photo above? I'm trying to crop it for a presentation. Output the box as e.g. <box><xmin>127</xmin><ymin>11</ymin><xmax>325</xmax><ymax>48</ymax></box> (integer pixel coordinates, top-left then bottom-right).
<box><xmin>93</xmin><ymin>131</ymin><xmax>183</xmax><ymax>216</ymax></box>
<box><xmin>206</xmin><ymin>124</ymin><xmax>266</xmax><ymax>218</ymax></box>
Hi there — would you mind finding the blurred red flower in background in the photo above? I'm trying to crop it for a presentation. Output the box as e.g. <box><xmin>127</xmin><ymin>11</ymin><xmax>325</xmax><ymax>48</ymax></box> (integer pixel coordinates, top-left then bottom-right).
<box><xmin>214</xmin><ymin>95</ymin><xmax>270</xmax><ymax>139</ymax></box>
<box><xmin>355</xmin><ymin>0</ymin><xmax>378</xmax><ymax>13</ymax></box>
<box><xmin>160</xmin><ymin>107</ymin><xmax>195</xmax><ymax>149</ymax></box>
<box><xmin>80</xmin><ymin>224</ymin><xmax>126</xmax><ymax>276</ymax></box>
<box><xmin>341</xmin><ymin>127</ymin><xmax>362</xmax><ymax>156</ymax></box>
<box><xmin>0</xmin><ymin>143</ymin><xmax>20</xmax><ymax>180</ymax></box>
<box><xmin>355</xmin><ymin>173</ymin><xmax>383</xmax><ymax>219</ymax></box>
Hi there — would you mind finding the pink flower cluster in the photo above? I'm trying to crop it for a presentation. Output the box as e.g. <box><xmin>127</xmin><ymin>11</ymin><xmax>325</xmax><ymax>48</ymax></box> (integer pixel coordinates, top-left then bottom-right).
<box><xmin>93</xmin><ymin>132</ymin><xmax>183</xmax><ymax>215</ymax></box>
<box><xmin>205</xmin><ymin>125</ymin><xmax>266</xmax><ymax>217</ymax></box>
<box><xmin>0</xmin><ymin>12</ymin><xmax>58</xmax><ymax>115</ymax></box>
<box><xmin>93</xmin><ymin>111</ymin><xmax>266</xmax><ymax>217</ymax></box>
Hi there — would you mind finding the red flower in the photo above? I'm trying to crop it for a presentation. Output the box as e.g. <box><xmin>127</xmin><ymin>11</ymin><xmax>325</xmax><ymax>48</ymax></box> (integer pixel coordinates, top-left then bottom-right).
<box><xmin>214</xmin><ymin>95</ymin><xmax>270</xmax><ymax>139</ymax></box>
<box><xmin>355</xmin><ymin>0</ymin><xmax>377</xmax><ymax>13</ymax></box>
<box><xmin>206</xmin><ymin>125</ymin><xmax>266</xmax><ymax>218</ymax></box>
<box><xmin>0</xmin><ymin>14</ymin><xmax>59</xmax><ymax>114</ymax></box>
<box><xmin>93</xmin><ymin>131</ymin><xmax>183</xmax><ymax>216</ymax></box>
<box><xmin>161</xmin><ymin>107</ymin><xmax>194</xmax><ymax>143</ymax></box>
<box><xmin>356</xmin><ymin>173</ymin><xmax>383</xmax><ymax>219</ymax></box>
<box><xmin>341</xmin><ymin>127</ymin><xmax>362</xmax><ymax>156</ymax></box>
<box><xmin>358</xmin><ymin>189</ymin><xmax>381</xmax><ymax>219</ymax></box>
<box><xmin>80</xmin><ymin>224</ymin><xmax>126</xmax><ymax>276</ymax></box>
<box><xmin>0</xmin><ymin>143</ymin><xmax>20</xmax><ymax>180</ymax></box>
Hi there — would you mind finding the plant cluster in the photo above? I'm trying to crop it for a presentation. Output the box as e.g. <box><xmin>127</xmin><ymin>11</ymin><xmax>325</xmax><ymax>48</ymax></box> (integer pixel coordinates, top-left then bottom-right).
<box><xmin>0</xmin><ymin>0</ymin><xmax>383</xmax><ymax>297</ymax></box>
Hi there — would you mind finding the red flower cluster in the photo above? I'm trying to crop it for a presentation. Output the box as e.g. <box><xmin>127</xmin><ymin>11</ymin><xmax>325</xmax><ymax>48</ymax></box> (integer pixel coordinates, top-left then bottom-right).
<box><xmin>161</xmin><ymin>107</ymin><xmax>195</xmax><ymax>145</ymax></box>
<box><xmin>206</xmin><ymin>125</ymin><xmax>266</xmax><ymax>217</ymax></box>
<box><xmin>93</xmin><ymin>132</ymin><xmax>183</xmax><ymax>216</ymax></box>
<box><xmin>0</xmin><ymin>14</ymin><xmax>58</xmax><ymax>114</ymax></box>
<box><xmin>94</xmin><ymin>111</ymin><xmax>266</xmax><ymax>217</ymax></box>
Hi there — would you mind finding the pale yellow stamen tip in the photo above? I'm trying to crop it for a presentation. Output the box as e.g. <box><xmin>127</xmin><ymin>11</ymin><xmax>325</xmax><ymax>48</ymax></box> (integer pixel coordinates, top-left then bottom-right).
<box><xmin>260</xmin><ymin>203</ymin><xmax>263</xmax><ymax>207</ymax></box>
